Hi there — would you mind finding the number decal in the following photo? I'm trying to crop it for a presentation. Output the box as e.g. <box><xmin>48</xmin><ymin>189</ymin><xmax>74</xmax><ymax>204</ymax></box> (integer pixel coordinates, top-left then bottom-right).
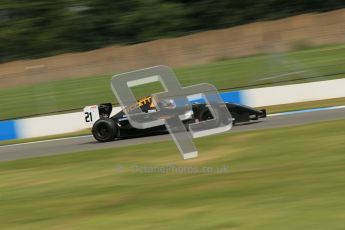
<box><xmin>84</xmin><ymin>112</ymin><xmax>93</xmax><ymax>122</ymax></box>
<box><xmin>83</xmin><ymin>105</ymin><xmax>100</xmax><ymax>125</ymax></box>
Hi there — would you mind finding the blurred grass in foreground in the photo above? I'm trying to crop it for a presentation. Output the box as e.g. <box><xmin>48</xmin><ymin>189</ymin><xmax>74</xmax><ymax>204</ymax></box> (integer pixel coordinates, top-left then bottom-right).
<box><xmin>0</xmin><ymin>44</ymin><xmax>345</xmax><ymax>120</ymax></box>
<box><xmin>0</xmin><ymin>119</ymin><xmax>344</xmax><ymax>229</ymax></box>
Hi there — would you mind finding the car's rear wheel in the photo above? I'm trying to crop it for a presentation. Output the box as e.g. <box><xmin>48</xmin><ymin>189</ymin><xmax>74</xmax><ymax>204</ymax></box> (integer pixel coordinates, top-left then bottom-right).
<box><xmin>92</xmin><ymin>118</ymin><xmax>118</xmax><ymax>142</ymax></box>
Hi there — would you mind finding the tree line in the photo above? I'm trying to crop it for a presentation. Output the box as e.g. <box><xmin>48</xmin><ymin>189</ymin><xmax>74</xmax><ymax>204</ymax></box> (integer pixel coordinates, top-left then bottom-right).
<box><xmin>0</xmin><ymin>0</ymin><xmax>344</xmax><ymax>63</ymax></box>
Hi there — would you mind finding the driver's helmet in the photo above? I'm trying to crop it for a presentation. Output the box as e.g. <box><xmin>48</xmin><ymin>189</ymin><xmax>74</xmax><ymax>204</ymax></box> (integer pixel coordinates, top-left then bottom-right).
<box><xmin>159</xmin><ymin>98</ymin><xmax>176</xmax><ymax>109</ymax></box>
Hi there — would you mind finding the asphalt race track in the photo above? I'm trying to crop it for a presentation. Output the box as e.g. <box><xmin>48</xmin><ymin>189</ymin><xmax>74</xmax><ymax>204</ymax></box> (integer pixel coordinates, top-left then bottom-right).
<box><xmin>0</xmin><ymin>108</ymin><xmax>344</xmax><ymax>162</ymax></box>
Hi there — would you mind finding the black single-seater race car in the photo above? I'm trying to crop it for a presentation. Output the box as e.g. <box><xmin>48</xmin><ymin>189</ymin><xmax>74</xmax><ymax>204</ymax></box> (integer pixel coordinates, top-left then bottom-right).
<box><xmin>86</xmin><ymin>96</ymin><xmax>266</xmax><ymax>142</ymax></box>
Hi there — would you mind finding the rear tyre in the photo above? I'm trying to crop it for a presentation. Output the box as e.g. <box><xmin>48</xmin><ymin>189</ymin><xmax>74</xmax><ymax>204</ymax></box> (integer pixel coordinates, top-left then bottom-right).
<box><xmin>92</xmin><ymin>118</ymin><xmax>118</xmax><ymax>142</ymax></box>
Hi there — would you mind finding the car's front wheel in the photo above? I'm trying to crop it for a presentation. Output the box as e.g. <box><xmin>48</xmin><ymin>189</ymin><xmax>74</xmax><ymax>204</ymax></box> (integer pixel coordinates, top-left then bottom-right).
<box><xmin>92</xmin><ymin>118</ymin><xmax>118</xmax><ymax>142</ymax></box>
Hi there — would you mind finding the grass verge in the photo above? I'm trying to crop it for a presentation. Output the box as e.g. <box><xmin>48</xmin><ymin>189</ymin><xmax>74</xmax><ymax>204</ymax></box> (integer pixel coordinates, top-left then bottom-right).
<box><xmin>0</xmin><ymin>119</ymin><xmax>344</xmax><ymax>229</ymax></box>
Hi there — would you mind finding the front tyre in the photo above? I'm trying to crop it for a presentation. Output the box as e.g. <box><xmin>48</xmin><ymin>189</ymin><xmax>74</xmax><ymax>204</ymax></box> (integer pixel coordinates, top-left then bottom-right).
<box><xmin>92</xmin><ymin>118</ymin><xmax>118</xmax><ymax>142</ymax></box>
<box><xmin>198</xmin><ymin>108</ymin><xmax>214</xmax><ymax>121</ymax></box>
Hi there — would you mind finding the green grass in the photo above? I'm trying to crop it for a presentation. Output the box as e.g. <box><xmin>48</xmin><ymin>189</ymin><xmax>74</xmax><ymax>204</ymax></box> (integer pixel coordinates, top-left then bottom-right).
<box><xmin>0</xmin><ymin>119</ymin><xmax>344</xmax><ymax>229</ymax></box>
<box><xmin>0</xmin><ymin>44</ymin><xmax>345</xmax><ymax>120</ymax></box>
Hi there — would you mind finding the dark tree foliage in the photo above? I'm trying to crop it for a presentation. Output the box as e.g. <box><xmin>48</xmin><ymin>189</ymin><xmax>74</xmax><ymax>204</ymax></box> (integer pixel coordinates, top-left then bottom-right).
<box><xmin>0</xmin><ymin>0</ymin><xmax>344</xmax><ymax>62</ymax></box>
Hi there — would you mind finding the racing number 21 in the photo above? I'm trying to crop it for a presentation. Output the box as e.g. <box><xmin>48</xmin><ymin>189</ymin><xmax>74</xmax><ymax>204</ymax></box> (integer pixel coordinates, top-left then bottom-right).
<box><xmin>85</xmin><ymin>112</ymin><xmax>93</xmax><ymax>122</ymax></box>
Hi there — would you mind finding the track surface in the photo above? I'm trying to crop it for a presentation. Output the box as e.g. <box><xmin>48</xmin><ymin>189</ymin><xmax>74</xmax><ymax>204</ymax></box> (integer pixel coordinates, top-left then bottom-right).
<box><xmin>0</xmin><ymin>108</ymin><xmax>344</xmax><ymax>162</ymax></box>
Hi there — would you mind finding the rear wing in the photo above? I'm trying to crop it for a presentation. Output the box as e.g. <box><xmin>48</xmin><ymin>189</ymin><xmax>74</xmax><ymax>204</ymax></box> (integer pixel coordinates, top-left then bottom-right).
<box><xmin>83</xmin><ymin>103</ymin><xmax>112</xmax><ymax>125</ymax></box>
